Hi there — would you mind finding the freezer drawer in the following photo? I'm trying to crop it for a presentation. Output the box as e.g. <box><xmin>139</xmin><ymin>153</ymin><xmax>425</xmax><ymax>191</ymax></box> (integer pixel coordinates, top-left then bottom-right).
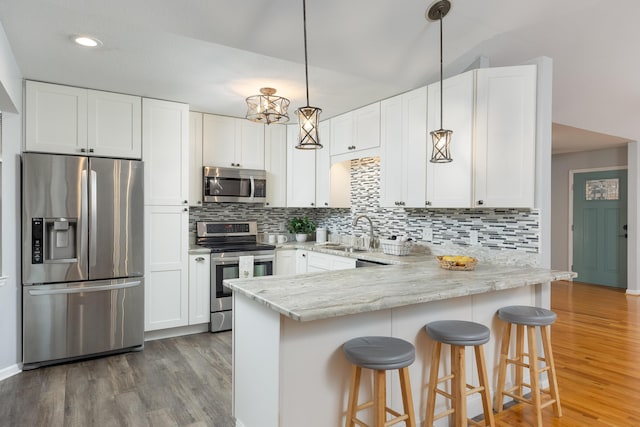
<box><xmin>22</xmin><ymin>278</ymin><xmax>144</xmax><ymax>367</ymax></box>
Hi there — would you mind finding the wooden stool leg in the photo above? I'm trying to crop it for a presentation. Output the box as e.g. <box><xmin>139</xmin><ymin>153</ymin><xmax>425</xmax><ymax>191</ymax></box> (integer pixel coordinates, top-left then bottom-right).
<box><xmin>494</xmin><ymin>322</ymin><xmax>512</xmax><ymax>413</ymax></box>
<box><xmin>425</xmin><ymin>341</ymin><xmax>441</xmax><ymax>426</ymax></box>
<box><xmin>373</xmin><ymin>369</ymin><xmax>386</xmax><ymax>427</ymax></box>
<box><xmin>541</xmin><ymin>325</ymin><xmax>562</xmax><ymax>417</ymax></box>
<box><xmin>475</xmin><ymin>345</ymin><xmax>495</xmax><ymax>427</ymax></box>
<box><xmin>515</xmin><ymin>324</ymin><xmax>525</xmax><ymax>399</ymax></box>
<box><xmin>452</xmin><ymin>345</ymin><xmax>467</xmax><ymax>427</ymax></box>
<box><xmin>399</xmin><ymin>367</ymin><xmax>416</xmax><ymax>427</ymax></box>
<box><xmin>345</xmin><ymin>365</ymin><xmax>361</xmax><ymax>427</ymax></box>
<box><xmin>527</xmin><ymin>325</ymin><xmax>543</xmax><ymax>427</ymax></box>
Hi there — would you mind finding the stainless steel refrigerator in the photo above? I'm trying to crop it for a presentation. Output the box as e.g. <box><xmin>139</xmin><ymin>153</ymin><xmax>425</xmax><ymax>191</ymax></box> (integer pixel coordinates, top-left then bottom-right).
<box><xmin>22</xmin><ymin>153</ymin><xmax>144</xmax><ymax>369</ymax></box>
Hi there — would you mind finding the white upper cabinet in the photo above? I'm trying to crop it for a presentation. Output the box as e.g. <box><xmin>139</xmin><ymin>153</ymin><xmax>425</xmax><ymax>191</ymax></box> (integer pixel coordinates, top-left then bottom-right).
<box><xmin>264</xmin><ymin>124</ymin><xmax>288</xmax><ymax>208</ymax></box>
<box><xmin>25</xmin><ymin>81</ymin><xmax>142</xmax><ymax>159</ymax></box>
<box><xmin>474</xmin><ymin>65</ymin><xmax>537</xmax><ymax>208</ymax></box>
<box><xmin>237</xmin><ymin>119</ymin><xmax>266</xmax><ymax>169</ymax></box>
<box><xmin>380</xmin><ymin>87</ymin><xmax>427</xmax><ymax>208</ymax></box>
<box><xmin>286</xmin><ymin>124</ymin><xmax>316</xmax><ymax>207</ymax></box>
<box><xmin>315</xmin><ymin>121</ymin><xmax>332</xmax><ymax>208</ymax></box>
<box><xmin>143</xmin><ymin>98</ymin><xmax>189</xmax><ymax>206</ymax></box>
<box><xmin>330</xmin><ymin>112</ymin><xmax>353</xmax><ymax>155</ymax></box>
<box><xmin>330</xmin><ymin>103</ymin><xmax>381</xmax><ymax>159</ymax></box>
<box><xmin>380</xmin><ymin>94</ymin><xmax>405</xmax><ymax>208</ymax></box>
<box><xmin>315</xmin><ymin>121</ymin><xmax>350</xmax><ymax>208</ymax></box>
<box><xmin>426</xmin><ymin>71</ymin><xmax>474</xmax><ymax>208</ymax></box>
<box><xmin>353</xmin><ymin>103</ymin><xmax>381</xmax><ymax>152</ymax></box>
<box><xmin>189</xmin><ymin>112</ymin><xmax>204</xmax><ymax>206</ymax></box>
<box><xmin>202</xmin><ymin>114</ymin><xmax>265</xmax><ymax>170</ymax></box>
<box><xmin>87</xmin><ymin>90</ymin><xmax>142</xmax><ymax>158</ymax></box>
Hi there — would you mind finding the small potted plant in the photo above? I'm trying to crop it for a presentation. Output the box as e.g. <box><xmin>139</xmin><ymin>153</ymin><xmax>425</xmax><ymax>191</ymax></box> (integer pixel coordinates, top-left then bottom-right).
<box><xmin>287</xmin><ymin>216</ymin><xmax>316</xmax><ymax>243</ymax></box>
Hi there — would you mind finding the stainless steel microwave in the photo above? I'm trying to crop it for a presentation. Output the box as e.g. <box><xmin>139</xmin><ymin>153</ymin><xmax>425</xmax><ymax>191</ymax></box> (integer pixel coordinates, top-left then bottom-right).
<box><xmin>203</xmin><ymin>167</ymin><xmax>267</xmax><ymax>203</ymax></box>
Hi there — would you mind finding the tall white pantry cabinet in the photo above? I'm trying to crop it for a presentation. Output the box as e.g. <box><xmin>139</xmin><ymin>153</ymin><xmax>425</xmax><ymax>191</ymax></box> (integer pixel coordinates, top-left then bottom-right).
<box><xmin>143</xmin><ymin>98</ymin><xmax>191</xmax><ymax>332</ymax></box>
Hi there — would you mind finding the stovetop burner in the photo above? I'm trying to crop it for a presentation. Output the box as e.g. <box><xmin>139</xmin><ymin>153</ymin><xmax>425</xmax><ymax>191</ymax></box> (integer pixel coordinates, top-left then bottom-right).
<box><xmin>195</xmin><ymin>221</ymin><xmax>275</xmax><ymax>253</ymax></box>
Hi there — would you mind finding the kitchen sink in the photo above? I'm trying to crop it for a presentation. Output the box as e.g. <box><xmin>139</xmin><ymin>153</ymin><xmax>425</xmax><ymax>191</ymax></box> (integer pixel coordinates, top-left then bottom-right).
<box><xmin>321</xmin><ymin>244</ymin><xmax>368</xmax><ymax>253</ymax></box>
<box><xmin>343</xmin><ymin>247</ymin><xmax>368</xmax><ymax>253</ymax></box>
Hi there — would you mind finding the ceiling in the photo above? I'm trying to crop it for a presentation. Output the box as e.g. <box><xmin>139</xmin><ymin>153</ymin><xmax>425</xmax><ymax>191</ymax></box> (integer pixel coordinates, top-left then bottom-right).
<box><xmin>0</xmin><ymin>0</ymin><xmax>637</xmax><ymax>154</ymax></box>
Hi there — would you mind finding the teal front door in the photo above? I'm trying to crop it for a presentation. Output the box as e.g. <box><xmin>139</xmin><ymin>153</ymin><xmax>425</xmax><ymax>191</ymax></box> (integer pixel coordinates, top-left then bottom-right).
<box><xmin>572</xmin><ymin>169</ymin><xmax>627</xmax><ymax>288</ymax></box>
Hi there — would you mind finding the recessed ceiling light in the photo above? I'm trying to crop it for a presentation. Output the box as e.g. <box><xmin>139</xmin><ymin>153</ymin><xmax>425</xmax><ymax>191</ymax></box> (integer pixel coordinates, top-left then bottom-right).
<box><xmin>74</xmin><ymin>36</ymin><xmax>102</xmax><ymax>48</ymax></box>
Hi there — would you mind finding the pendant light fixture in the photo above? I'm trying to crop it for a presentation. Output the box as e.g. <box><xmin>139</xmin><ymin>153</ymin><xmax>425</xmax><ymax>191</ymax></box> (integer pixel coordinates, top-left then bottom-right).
<box><xmin>246</xmin><ymin>87</ymin><xmax>290</xmax><ymax>124</ymax></box>
<box><xmin>427</xmin><ymin>0</ymin><xmax>453</xmax><ymax>163</ymax></box>
<box><xmin>295</xmin><ymin>0</ymin><xmax>323</xmax><ymax>149</ymax></box>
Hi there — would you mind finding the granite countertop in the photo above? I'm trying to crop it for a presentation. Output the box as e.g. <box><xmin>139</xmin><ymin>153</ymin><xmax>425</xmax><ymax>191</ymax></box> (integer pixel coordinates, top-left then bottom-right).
<box><xmin>224</xmin><ymin>256</ymin><xmax>576</xmax><ymax>322</ymax></box>
<box><xmin>189</xmin><ymin>244</ymin><xmax>211</xmax><ymax>254</ymax></box>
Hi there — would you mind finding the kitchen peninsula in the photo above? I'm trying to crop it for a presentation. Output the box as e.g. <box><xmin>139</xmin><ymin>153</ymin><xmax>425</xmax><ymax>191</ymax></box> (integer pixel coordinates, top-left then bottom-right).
<box><xmin>225</xmin><ymin>252</ymin><xmax>575</xmax><ymax>427</ymax></box>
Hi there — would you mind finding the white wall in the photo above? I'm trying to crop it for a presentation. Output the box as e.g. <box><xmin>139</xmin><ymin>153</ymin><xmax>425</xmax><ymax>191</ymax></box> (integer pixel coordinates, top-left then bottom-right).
<box><xmin>0</xmin><ymin>21</ymin><xmax>23</xmax><ymax>378</ymax></box>
<box><xmin>627</xmin><ymin>142</ymin><xmax>639</xmax><ymax>295</ymax></box>
<box><xmin>550</xmin><ymin>146</ymin><xmax>628</xmax><ymax>271</ymax></box>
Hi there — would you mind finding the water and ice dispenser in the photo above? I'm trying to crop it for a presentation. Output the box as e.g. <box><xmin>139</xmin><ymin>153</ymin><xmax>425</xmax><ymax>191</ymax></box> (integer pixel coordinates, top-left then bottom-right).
<box><xmin>31</xmin><ymin>217</ymin><xmax>78</xmax><ymax>264</ymax></box>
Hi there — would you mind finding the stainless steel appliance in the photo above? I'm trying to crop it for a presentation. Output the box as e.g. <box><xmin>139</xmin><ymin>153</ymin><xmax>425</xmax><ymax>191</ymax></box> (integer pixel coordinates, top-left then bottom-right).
<box><xmin>196</xmin><ymin>221</ymin><xmax>275</xmax><ymax>332</ymax></box>
<box><xmin>21</xmin><ymin>153</ymin><xmax>144</xmax><ymax>369</ymax></box>
<box><xmin>203</xmin><ymin>167</ymin><xmax>267</xmax><ymax>203</ymax></box>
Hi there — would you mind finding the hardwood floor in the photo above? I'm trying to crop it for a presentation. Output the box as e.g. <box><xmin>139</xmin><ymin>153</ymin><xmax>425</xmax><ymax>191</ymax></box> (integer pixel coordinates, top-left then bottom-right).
<box><xmin>1</xmin><ymin>281</ymin><xmax>639</xmax><ymax>426</ymax></box>
<box><xmin>0</xmin><ymin>332</ymin><xmax>234</xmax><ymax>427</ymax></box>
<box><xmin>494</xmin><ymin>281</ymin><xmax>640</xmax><ymax>427</ymax></box>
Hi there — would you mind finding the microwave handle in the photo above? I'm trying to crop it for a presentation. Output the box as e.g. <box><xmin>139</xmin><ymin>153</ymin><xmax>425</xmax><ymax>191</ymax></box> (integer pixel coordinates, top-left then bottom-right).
<box><xmin>250</xmin><ymin>176</ymin><xmax>255</xmax><ymax>199</ymax></box>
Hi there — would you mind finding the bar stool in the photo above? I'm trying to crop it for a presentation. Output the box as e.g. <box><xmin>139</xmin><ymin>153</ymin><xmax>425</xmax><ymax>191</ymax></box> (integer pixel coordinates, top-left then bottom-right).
<box><xmin>424</xmin><ymin>320</ymin><xmax>495</xmax><ymax>427</ymax></box>
<box><xmin>494</xmin><ymin>305</ymin><xmax>561</xmax><ymax>427</ymax></box>
<box><xmin>343</xmin><ymin>336</ymin><xmax>417</xmax><ymax>427</ymax></box>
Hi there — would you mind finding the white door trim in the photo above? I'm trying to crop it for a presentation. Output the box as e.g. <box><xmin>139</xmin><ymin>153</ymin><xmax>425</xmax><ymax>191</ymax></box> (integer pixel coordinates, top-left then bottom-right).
<box><xmin>568</xmin><ymin>166</ymin><xmax>628</xmax><ymax>279</ymax></box>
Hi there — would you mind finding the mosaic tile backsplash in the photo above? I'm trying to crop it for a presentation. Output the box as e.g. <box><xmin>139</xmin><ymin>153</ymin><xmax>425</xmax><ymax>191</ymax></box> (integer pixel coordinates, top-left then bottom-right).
<box><xmin>190</xmin><ymin>157</ymin><xmax>540</xmax><ymax>257</ymax></box>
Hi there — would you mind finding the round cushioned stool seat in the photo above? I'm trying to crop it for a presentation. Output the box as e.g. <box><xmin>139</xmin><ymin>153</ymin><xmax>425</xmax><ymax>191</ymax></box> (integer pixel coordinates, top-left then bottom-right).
<box><xmin>497</xmin><ymin>305</ymin><xmax>556</xmax><ymax>326</ymax></box>
<box><xmin>343</xmin><ymin>336</ymin><xmax>415</xmax><ymax>370</ymax></box>
<box><xmin>426</xmin><ymin>320</ymin><xmax>490</xmax><ymax>346</ymax></box>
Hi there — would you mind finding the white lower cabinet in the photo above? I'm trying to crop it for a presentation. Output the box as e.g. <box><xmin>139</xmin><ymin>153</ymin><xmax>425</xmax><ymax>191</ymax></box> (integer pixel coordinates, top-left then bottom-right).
<box><xmin>145</xmin><ymin>206</ymin><xmax>189</xmax><ymax>331</ymax></box>
<box><xmin>295</xmin><ymin>250</ymin><xmax>308</xmax><ymax>274</ymax></box>
<box><xmin>188</xmin><ymin>254</ymin><xmax>211</xmax><ymax>325</ymax></box>
<box><xmin>306</xmin><ymin>251</ymin><xmax>356</xmax><ymax>272</ymax></box>
<box><xmin>275</xmin><ymin>250</ymin><xmax>296</xmax><ymax>276</ymax></box>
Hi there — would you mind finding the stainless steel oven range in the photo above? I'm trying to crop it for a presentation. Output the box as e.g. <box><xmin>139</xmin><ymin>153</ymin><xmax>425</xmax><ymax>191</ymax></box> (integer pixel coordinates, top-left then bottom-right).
<box><xmin>196</xmin><ymin>221</ymin><xmax>275</xmax><ymax>332</ymax></box>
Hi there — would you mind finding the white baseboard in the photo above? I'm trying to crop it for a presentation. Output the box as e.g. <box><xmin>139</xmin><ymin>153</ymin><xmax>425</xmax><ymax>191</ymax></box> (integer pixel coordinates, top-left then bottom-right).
<box><xmin>144</xmin><ymin>323</ymin><xmax>210</xmax><ymax>341</ymax></box>
<box><xmin>0</xmin><ymin>364</ymin><xmax>21</xmax><ymax>382</ymax></box>
<box><xmin>626</xmin><ymin>289</ymin><xmax>640</xmax><ymax>296</ymax></box>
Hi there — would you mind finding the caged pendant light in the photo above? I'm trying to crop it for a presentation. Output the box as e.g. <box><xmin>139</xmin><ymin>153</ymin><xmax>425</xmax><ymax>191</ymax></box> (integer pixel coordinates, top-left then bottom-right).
<box><xmin>295</xmin><ymin>0</ymin><xmax>323</xmax><ymax>149</ymax></box>
<box><xmin>427</xmin><ymin>0</ymin><xmax>453</xmax><ymax>163</ymax></box>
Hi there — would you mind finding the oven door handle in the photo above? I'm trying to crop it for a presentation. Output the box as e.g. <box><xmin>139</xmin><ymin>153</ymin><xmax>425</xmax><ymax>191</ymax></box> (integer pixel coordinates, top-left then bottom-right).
<box><xmin>249</xmin><ymin>175</ymin><xmax>255</xmax><ymax>199</ymax></box>
<box><xmin>211</xmin><ymin>255</ymin><xmax>274</xmax><ymax>264</ymax></box>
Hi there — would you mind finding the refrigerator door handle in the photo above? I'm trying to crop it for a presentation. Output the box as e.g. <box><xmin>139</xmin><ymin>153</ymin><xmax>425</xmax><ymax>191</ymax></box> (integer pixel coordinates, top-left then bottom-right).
<box><xmin>28</xmin><ymin>280</ymin><xmax>142</xmax><ymax>296</ymax></box>
<box><xmin>81</xmin><ymin>168</ymin><xmax>89</xmax><ymax>272</ymax></box>
<box><xmin>90</xmin><ymin>169</ymin><xmax>97</xmax><ymax>267</ymax></box>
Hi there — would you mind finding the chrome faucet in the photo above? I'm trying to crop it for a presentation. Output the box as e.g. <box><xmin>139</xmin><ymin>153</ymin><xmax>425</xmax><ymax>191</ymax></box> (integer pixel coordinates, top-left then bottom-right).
<box><xmin>353</xmin><ymin>214</ymin><xmax>376</xmax><ymax>249</ymax></box>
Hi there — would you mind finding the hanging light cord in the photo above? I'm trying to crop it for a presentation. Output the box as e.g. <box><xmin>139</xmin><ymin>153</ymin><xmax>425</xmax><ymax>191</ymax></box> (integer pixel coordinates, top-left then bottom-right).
<box><xmin>303</xmin><ymin>0</ymin><xmax>310</xmax><ymax>106</ymax></box>
<box><xmin>438</xmin><ymin>11</ymin><xmax>444</xmax><ymax>130</ymax></box>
